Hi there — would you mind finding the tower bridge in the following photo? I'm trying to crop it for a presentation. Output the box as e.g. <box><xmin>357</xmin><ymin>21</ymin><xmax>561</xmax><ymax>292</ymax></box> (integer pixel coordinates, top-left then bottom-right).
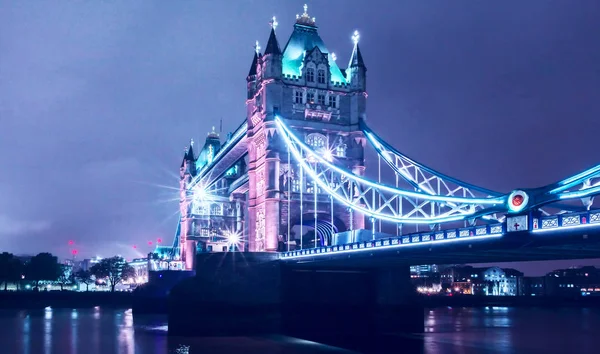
<box><xmin>160</xmin><ymin>6</ymin><xmax>600</xmax><ymax>271</ymax></box>
<box><xmin>164</xmin><ymin>6</ymin><xmax>600</xmax><ymax>343</ymax></box>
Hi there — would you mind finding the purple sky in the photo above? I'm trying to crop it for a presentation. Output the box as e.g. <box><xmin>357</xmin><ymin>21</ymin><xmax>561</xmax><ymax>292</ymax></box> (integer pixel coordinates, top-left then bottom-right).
<box><xmin>1</xmin><ymin>1</ymin><xmax>600</xmax><ymax>275</ymax></box>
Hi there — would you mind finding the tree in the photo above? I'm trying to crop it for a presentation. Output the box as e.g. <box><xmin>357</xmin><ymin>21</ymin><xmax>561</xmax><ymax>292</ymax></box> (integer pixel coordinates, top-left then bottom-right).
<box><xmin>57</xmin><ymin>264</ymin><xmax>73</xmax><ymax>291</ymax></box>
<box><xmin>90</xmin><ymin>256</ymin><xmax>135</xmax><ymax>292</ymax></box>
<box><xmin>25</xmin><ymin>253</ymin><xmax>62</xmax><ymax>290</ymax></box>
<box><xmin>74</xmin><ymin>269</ymin><xmax>94</xmax><ymax>291</ymax></box>
<box><xmin>0</xmin><ymin>252</ymin><xmax>22</xmax><ymax>291</ymax></box>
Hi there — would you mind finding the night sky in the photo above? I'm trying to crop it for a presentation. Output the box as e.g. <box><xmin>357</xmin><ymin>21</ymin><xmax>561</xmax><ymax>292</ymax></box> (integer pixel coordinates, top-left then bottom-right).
<box><xmin>1</xmin><ymin>1</ymin><xmax>600</xmax><ymax>275</ymax></box>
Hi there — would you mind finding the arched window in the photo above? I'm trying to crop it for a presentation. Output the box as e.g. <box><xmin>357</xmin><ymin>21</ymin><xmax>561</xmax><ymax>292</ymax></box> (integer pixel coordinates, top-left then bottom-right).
<box><xmin>210</xmin><ymin>203</ymin><xmax>221</xmax><ymax>216</ymax></box>
<box><xmin>306</xmin><ymin>133</ymin><xmax>327</xmax><ymax>149</ymax></box>
<box><xmin>317</xmin><ymin>69</ymin><xmax>326</xmax><ymax>84</ymax></box>
<box><xmin>306</xmin><ymin>68</ymin><xmax>315</xmax><ymax>82</ymax></box>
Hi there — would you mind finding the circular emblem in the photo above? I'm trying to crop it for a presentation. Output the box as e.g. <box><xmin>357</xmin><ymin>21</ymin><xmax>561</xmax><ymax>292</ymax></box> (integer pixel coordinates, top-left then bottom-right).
<box><xmin>512</xmin><ymin>194</ymin><xmax>524</xmax><ymax>207</ymax></box>
<box><xmin>508</xmin><ymin>190</ymin><xmax>529</xmax><ymax>213</ymax></box>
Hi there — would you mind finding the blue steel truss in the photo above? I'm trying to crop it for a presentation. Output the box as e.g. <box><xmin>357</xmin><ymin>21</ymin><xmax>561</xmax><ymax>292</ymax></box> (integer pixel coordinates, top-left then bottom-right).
<box><xmin>275</xmin><ymin>116</ymin><xmax>600</xmax><ymax>225</ymax></box>
<box><xmin>276</xmin><ymin>116</ymin><xmax>507</xmax><ymax>225</ymax></box>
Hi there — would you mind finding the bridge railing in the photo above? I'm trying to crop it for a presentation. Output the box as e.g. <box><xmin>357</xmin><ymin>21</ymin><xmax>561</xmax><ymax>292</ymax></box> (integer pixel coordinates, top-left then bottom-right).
<box><xmin>533</xmin><ymin>209</ymin><xmax>600</xmax><ymax>233</ymax></box>
<box><xmin>280</xmin><ymin>222</ymin><xmax>504</xmax><ymax>259</ymax></box>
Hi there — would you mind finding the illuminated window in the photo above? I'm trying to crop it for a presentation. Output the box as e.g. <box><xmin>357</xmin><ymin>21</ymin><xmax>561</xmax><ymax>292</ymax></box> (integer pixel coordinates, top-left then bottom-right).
<box><xmin>317</xmin><ymin>69</ymin><xmax>326</xmax><ymax>84</ymax></box>
<box><xmin>306</xmin><ymin>133</ymin><xmax>327</xmax><ymax>149</ymax></box>
<box><xmin>306</xmin><ymin>68</ymin><xmax>315</xmax><ymax>82</ymax></box>
<box><xmin>328</xmin><ymin>95</ymin><xmax>337</xmax><ymax>108</ymax></box>
<box><xmin>318</xmin><ymin>93</ymin><xmax>325</xmax><ymax>105</ymax></box>
<box><xmin>307</xmin><ymin>92</ymin><xmax>315</xmax><ymax>104</ymax></box>
<box><xmin>294</xmin><ymin>90</ymin><xmax>303</xmax><ymax>104</ymax></box>
<box><xmin>210</xmin><ymin>204</ymin><xmax>221</xmax><ymax>215</ymax></box>
<box><xmin>306</xmin><ymin>181</ymin><xmax>321</xmax><ymax>194</ymax></box>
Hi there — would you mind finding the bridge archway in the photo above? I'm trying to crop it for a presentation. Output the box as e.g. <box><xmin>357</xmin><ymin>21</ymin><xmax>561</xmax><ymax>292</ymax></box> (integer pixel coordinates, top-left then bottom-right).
<box><xmin>287</xmin><ymin>213</ymin><xmax>347</xmax><ymax>249</ymax></box>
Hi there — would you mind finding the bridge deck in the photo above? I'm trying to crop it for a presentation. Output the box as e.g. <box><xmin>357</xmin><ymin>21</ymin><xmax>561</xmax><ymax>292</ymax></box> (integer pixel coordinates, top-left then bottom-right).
<box><xmin>280</xmin><ymin>228</ymin><xmax>600</xmax><ymax>268</ymax></box>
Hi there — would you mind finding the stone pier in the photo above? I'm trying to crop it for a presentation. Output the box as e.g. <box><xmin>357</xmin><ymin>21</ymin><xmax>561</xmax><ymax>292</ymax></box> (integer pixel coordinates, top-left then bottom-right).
<box><xmin>168</xmin><ymin>253</ymin><xmax>423</xmax><ymax>349</ymax></box>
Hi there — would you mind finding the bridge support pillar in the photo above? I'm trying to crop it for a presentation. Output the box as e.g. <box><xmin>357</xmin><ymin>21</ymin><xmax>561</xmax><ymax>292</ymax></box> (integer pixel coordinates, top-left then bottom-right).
<box><xmin>281</xmin><ymin>265</ymin><xmax>423</xmax><ymax>350</ymax></box>
<box><xmin>184</xmin><ymin>240</ymin><xmax>196</xmax><ymax>271</ymax></box>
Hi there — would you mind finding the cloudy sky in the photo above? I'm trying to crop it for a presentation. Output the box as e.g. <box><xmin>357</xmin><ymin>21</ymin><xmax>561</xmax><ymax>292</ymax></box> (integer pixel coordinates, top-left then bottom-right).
<box><xmin>1</xmin><ymin>1</ymin><xmax>599</xmax><ymax>274</ymax></box>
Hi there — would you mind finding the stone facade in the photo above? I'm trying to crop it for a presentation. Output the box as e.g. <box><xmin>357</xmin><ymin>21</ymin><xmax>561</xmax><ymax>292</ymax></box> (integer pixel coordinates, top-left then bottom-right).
<box><xmin>246</xmin><ymin>10</ymin><xmax>368</xmax><ymax>252</ymax></box>
<box><xmin>175</xmin><ymin>8</ymin><xmax>369</xmax><ymax>265</ymax></box>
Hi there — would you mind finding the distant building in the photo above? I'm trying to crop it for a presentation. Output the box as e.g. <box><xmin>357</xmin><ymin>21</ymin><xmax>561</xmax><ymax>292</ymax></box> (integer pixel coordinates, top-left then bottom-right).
<box><xmin>439</xmin><ymin>265</ymin><xmax>524</xmax><ymax>296</ymax></box>
<box><xmin>522</xmin><ymin>276</ymin><xmax>547</xmax><ymax>296</ymax></box>
<box><xmin>80</xmin><ymin>257</ymin><xmax>102</xmax><ymax>271</ymax></box>
<box><xmin>411</xmin><ymin>264</ymin><xmax>441</xmax><ymax>294</ymax></box>
<box><xmin>129</xmin><ymin>258</ymin><xmax>149</xmax><ymax>284</ymax></box>
<box><xmin>544</xmin><ymin>266</ymin><xmax>600</xmax><ymax>297</ymax></box>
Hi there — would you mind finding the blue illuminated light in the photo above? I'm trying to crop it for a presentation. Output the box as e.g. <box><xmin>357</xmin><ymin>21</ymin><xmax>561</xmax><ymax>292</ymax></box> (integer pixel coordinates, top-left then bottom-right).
<box><xmin>280</xmin><ymin>232</ymin><xmax>504</xmax><ymax>260</ymax></box>
<box><xmin>507</xmin><ymin>190</ymin><xmax>529</xmax><ymax>213</ymax></box>
<box><xmin>555</xmin><ymin>164</ymin><xmax>600</xmax><ymax>188</ymax></box>
<box><xmin>190</xmin><ymin>122</ymin><xmax>247</xmax><ymax>189</ymax></box>
<box><xmin>559</xmin><ymin>185</ymin><xmax>600</xmax><ymax>200</ymax></box>
<box><xmin>532</xmin><ymin>222</ymin><xmax>600</xmax><ymax>234</ymax></box>
<box><xmin>275</xmin><ymin>117</ymin><xmax>504</xmax><ymax>205</ymax></box>
<box><xmin>275</xmin><ymin>116</ymin><xmax>505</xmax><ymax>224</ymax></box>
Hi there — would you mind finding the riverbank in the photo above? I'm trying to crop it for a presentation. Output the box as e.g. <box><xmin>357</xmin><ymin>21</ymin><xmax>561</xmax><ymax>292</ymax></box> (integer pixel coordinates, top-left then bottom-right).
<box><xmin>2</xmin><ymin>289</ymin><xmax>600</xmax><ymax>311</ymax></box>
<box><xmin>421</xmin><ymin>294</ymin><xmax>600</xmax><ymax>308</ymax></box>
<box><xmin>0</xmin><ymin>291</ymin><xmax>134</xmax><ymax>309</ymax></box>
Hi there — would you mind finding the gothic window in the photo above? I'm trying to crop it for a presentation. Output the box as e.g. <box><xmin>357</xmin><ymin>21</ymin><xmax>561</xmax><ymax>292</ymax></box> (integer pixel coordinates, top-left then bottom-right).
<box><xmin>306</xmin><ymin>133</ymin><xmax>327</xmax><ymax>149</ymax></box>
<box><xmin>210</xmin><ymin>204</ymin><xmax>221</xmax><ymax>216</ymax></box>
<box><xmin>294</xmin><ymin>90</ymin><xmax>303</xmax><ymax>104</ymax></box>
<box><xmin>255</xmin><ymin>93</ymin><xmax>262</xmax><ymax>109</ymax></box>
<box><xmin>318</xmin><ymin>93</ymin><xmax>325</xmax><ymax>106</ymax></box>
<box><xmin>317</xmin><ymin>69</ymin><xmax>326</xmax><ymax>84</ymax></box>
<box><xmin>328</xmin><ymin>95</ymin><xmax>337</xmax><ymax>108</ymax></box>
<box><xmin>306</xmin><ymin>181</ymin><xmax>321</xmax><ymax>194</ymax></box>
<box><xmin>292</xmin><ymin>178</ymin><xmax>300</xmax><ymax>192</ymax></box>
<box><xmin>306</xmin><ymin>92</ymin><xmax>315</xmax><ymax>104</ymax></box>
<box><xmin>256</xmin><ymin>167</ymin><xmax>265</xmax><ymax>197</ymax></box>
<box><xmin>335</xmin><ymin>137</ymin><xmax>347</xmax><ymax>157</ymax></box>
<box><xmin>306</xmin><ymin>68</ymin><xmax>315</xmax><ymax>82</ymax></box>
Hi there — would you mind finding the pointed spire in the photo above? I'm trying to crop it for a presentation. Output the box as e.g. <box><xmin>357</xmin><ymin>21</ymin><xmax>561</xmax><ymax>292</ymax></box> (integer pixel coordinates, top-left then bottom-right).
<box><xmin>264</xmin><ymin>18</ymin><xmax>281</xmax><ymax>55</ymax></box>
<box><xmin>180</xmin><ymin>147</ymin><xmax>187</xmax><ymax>168</ymax></box>
<box><xmin>186</xmin><ymin>140</ymin><xmax>195</xmax><ymax>160</ymax></box>
<box><xmin>348</xmin><ymin>30</ymin><xmax>366</xmax><ymax>69</ymax></box>
<box><xmin>248</xmin><ymin>51</ymin><xmax>258</xmax><ymax>77</ymax></box>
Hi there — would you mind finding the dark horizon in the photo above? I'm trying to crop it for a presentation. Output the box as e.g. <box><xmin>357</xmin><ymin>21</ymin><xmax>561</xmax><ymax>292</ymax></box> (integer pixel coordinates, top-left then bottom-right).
<box><xmin>2</xmin><ymin>1</ymin><xmax>600</xmax><ymax>276</ymax></box>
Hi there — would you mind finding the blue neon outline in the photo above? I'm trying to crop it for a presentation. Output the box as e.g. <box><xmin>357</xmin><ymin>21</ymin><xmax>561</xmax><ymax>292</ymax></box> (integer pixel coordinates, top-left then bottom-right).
<box><xmin>532</xmin><ymin>222</ymin><xmax>600</xmax><ymax>233</ymax></box>
<box><xmin>189</xmin><ymin>120</ymin><xmax>248</xmax><ymax>188</ymax></box>
<box><xmin>558</xmin><ymin>185</ymin><xmax>600</xmax><ymax>200</ymax></box>
<box><xmin>280</xmin><ymin>233</ymin><xmax>504</xmax><ymax>260</ymax></box>
<box><xmin>361</xmin><ymin>122</ymin><xmax>502</xmax><ymax>197</ymax></box>
<box><xmin>507</xmin><ymin>190</ymin><xmax>529</xmax><ymax>213</ymax></box>
<box><xmin>547</xmin><ymin>165</ymin><xmax>600</xmax><ymax>194</ymax></box>
<box><xmin>276</xmin><ymin>116</ymin><xmax>505</xmax><ymax>206</ymax></box>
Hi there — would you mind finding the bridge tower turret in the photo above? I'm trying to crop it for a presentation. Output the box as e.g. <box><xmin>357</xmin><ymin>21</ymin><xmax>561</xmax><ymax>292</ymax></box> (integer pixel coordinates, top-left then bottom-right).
<box><xmin>179</xmin><ymin>141</ymin><xmax>196</xmax><ymax>268</ymax></box>
<box><xmin>246</xmin><ymin>5</ymin><xmax>367</xmax><ymax>252</ymax></box>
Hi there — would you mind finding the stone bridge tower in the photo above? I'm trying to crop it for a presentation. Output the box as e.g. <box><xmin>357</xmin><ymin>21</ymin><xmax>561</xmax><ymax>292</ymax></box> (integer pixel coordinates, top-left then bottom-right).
<box><xmin>246</xmin><ymin>6</ymin><xmax>367</xmax><ymax>252</ymax></box>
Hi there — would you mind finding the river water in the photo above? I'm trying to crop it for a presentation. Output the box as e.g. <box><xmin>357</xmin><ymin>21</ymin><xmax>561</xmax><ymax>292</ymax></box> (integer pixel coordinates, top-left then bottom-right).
<box><xmin>0</xmin><ymin>306</ymin><xmax>598</xmax><ymax>353</ymax></box>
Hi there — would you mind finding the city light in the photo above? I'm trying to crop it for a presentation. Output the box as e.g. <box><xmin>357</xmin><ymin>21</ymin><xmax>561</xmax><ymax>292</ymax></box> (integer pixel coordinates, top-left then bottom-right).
<box><xmin>194</xmin><ymin>184</ymin><xmax>207</xmax><ymax>200</ymax></box>
<box><xmin>322</xmin><ymin>148</ymin><xmax>334</xmax><ymax>162</ymax></box>
<box><xmin>225</xmin><ymin>230</ymin><xmax>242</xmax><ymax>248</ymax></box>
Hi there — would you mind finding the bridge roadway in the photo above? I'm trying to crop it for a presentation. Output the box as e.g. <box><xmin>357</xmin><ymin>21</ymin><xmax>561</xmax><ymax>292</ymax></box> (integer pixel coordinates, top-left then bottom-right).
<box><xmin>280</xmin><ymin>223</ymin><xmax>600</xmax><ymax>269</ymax></box>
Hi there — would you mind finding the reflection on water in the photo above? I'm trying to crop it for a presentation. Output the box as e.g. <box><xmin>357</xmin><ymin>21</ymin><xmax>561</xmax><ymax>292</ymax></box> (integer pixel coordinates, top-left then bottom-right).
<box><xmin>0</xmin><ymin>307</ymin><xmax>599</xmax><ymax>353</ymax></box>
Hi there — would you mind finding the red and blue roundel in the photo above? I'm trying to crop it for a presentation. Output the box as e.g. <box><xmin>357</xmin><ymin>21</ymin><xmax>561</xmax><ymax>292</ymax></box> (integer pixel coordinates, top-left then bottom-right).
<box><xmin>508</xmin><ymin>190</ymin><xmax>529</xmax><ymax>213</ymax></box>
